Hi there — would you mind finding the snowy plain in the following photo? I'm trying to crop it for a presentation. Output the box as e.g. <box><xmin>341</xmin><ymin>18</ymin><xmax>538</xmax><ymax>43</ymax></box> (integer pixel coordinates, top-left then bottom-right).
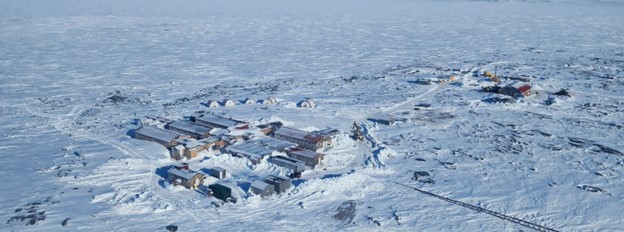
<box><xmin>1</xmin><ymin>0</ymin><xmax>624</xmax><ymax>231</ymax></box>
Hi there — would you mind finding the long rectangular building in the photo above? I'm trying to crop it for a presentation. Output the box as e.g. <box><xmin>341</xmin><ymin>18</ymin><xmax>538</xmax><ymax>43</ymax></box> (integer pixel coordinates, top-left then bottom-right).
<box><xmin>166</xmin><ymin>120</ymin><xmax>213</xmax><ymax>139</ymax></box>
<box><xmin>269</xmin><ymin>156</ymin><xmax>305</xmax><ymax>174</ymax></box>
<box><xmin>273</xmin><ymin>127</ymin><xmax>331</xmax><ymax>151</ymax></box>
<box><xmin>287</xmin><ymin>148</ymin><xmax>324</xmax><ymax>168</ymax></box>
<box><xmin>134</xmin><ymin>126</ymin><xmax>185</xmax><ymax>148</ymax></box>
<box><xmin>195</xmin><ymin>114</ymin><xmax>245</xmax><ymax>129</ymax></box>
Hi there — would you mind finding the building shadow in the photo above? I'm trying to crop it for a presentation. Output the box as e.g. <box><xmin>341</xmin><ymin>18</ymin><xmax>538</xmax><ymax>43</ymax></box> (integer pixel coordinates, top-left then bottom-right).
<box><xmin>155</xmin><ymin>165</ymin><xmax>173</xmax><ymax>179</ymax></box>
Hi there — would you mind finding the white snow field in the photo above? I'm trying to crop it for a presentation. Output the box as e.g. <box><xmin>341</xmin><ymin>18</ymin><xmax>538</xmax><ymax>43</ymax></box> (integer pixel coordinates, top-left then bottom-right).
<box><xmin>1</xmin><ymin>0</ymin><xmax>624</xmax><ymax>231</ymax></box>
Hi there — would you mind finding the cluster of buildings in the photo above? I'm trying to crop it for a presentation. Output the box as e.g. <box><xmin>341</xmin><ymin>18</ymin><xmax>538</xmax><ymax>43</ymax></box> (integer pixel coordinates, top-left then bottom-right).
<box><xmin>477</xmin><ymin>70</ymin><xmax>533</xmax><ymax>98</ymax></box>
<box><xmin>133</xmin><ymin>113</ymin><xmax>339</xmax><ymax>201</ymax></box>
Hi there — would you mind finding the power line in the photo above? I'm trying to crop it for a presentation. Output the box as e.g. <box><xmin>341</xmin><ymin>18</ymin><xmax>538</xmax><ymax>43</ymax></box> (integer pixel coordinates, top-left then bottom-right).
<box><xmin>387</xmin><ymin>181</ymin><xmax>560</xmax><ymax>232</ymax></box>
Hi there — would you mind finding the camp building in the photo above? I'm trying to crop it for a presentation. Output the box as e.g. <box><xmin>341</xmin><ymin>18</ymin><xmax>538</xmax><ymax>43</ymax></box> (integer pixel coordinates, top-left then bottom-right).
<box><xmin>195</xmin><ymin>114</ymin><xmax>245</xmax><ymax>129</ymax></box>
<box><xmin>287</xmin><ymin>148</ymin><xmax>324</xmax><ymax>168</ymax></box>
<box><xmin>167</xmin><ymin>166</ymin><xmax>204</xmax><ymax>189</ymax></box>
<box><xmin>273</xmin><ymin>127</ymin><xmax>332</xmax><ymax>151</ymax></box>
<box><xmin>135</xmin><ymin>126</ymin><xmax>186</xmax><ymax>148</ymax></box>
<box><xmin>250</xmin><ymin>180</ymin><xmax>275</xmax><ymax>197</ymax></box>
<box><xmin>166</xmin><ymin>120</ymin><xmax>213</xmax><ymax>139</ymax></box>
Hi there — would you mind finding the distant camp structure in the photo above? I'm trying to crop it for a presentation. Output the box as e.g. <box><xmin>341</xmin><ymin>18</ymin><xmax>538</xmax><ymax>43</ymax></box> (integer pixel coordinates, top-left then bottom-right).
<box><xmin>207</xmin><ymin>100</ymin><xmax>219</xmax><ymax>108</ymax></box>
<box><xmin>483</xmin><ymin>70</ymin><xmax>500</xmax><ymax>84</ymax></box>
<box><xmin>272</xmin><ymin>127</ymin><xmax>332</xmax><ymax>151</ymax></box>
<box><xmin>298</xmin><ymin>98</ymin><xmax>316</xmax><ymax>108</ymax></box>
<box><xmin>223</xmin><ymin>99</ymin><xmax>235</xmax><ymax>107</ymax></box>
<box><xmin>243</xmin><ymin>98</ymin><xmax>255</xmax><ymax>105</ymax></box>
<box><xmin>500</xmin><ymin>82</ymin><xmax>532</xmax><ymax>98</ymax></box>
<box><xmin>263</xmin><ymin>97</ymin><xmax>278</xmax><ymax>105</ymax></box>
<box><xmin>352</xmin><ymin>122</ymin><xmax>364</xmax><ymax>141</ymax></box>
<box><xmin>167</xmin><ymin>164</ymin><xmax>204</xmax><ymax>189</ymax></box>
<box><xmin>207</xmin><ymin>167</ymin><xmax>227</xmax><ymax>180</ymax></box>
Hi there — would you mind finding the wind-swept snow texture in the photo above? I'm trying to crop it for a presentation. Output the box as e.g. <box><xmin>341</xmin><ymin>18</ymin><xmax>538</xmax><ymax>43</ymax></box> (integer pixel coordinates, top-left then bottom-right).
<box><xmin>1</xmin><ymin>0</ymin><xmax>623</xmax><ymax>231</ymax></box>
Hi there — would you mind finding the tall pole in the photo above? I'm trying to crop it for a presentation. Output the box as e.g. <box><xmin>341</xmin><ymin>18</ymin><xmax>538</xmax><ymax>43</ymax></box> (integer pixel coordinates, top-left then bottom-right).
<box><xmin>494</xmin><ymin>65</ymin><xmax>498</xmax><ymax>80</ymax></box>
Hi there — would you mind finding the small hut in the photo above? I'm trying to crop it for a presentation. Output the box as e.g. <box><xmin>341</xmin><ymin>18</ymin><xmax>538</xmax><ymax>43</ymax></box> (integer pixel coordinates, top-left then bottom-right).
<box><xmin>167</xmin><ymin>166</ymin><xmax>204</xmax><ymax>189</ymax></box>
<box><xmin>263</xmin><ymin>97</ymin><xmax>278</xmax><ymax>105</ymax></box>
<box><xmin>500</xmin><ymin>82</ymin><xmax>531</xmax><ymax>98</ymax></box>
<box><xmin>264</xmin><ymin>175</ymin><xmax>292</xmax><ymax>193</ymax></box>
<box><xmin>207</xmin><ymin>100</ymin><xmax>219</xmax><ymax>108</ymax></box>
<box><xmin>207</xmin><ymin>167</ymin><xmax>227</xmax><ymax>179</ymax></box>
<box><xmin>243</xmin><ymin>98</ymin><xmax>255</xmax><ymax>105</ymax></box>
<box><xmin>209</xmin><ymin>184</ymin><xmax>232</xmax><ymax>201</ymax></box>
<box><xmin>269</xmin><ymin>156</ymin><xmax>305</xmax><ymax>174</ymax></box>
<box><xmin>223</xmin><ymin>99</ymin><xmax>235</xmax><ymax>107</ymax></box>
<box><xmin>298</xmin><ymin>98</ymin><xmax>316</xmax><ymax>108</ymax></box>
<box><xmin>250</xmin><ymin>180</ymin><xmax>275</xmax><ymax>197</ymax></box>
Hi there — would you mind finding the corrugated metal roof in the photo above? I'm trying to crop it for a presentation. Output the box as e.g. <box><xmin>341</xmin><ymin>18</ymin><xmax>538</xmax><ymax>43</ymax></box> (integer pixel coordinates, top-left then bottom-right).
<box><xmin>135</xmin><ymin>126</ymin><xmax>181</xmax><ymax>142</ymax></box>
<box><xmin>175</xmin><ymin>138</ymin><xmax>205</xmax><ymax>149</ymax></box>
<box><xmin>271</xmin><ymin>156</ymin><xmax>303</xmax><ymax>166</ymax></box>
<box><xmin>274</xmin><ymin>127</ymin><xmax>324</xmax><ymax>143</ymax></box>
<box><xmin>199</xmin><ymin>136</ymin><xmax>220</xmax><ymax>144</ymax></box>
<box><xmin>517</xmin><ymin>85</ymin><xmax>531</xmax><ymax>94</ymax></box>
<box><xmin>167</xmin><ymin>120</ymin><xmax>212</xmax><ymax>135</ymax></box>
<box><xmin>225</xmin><ymin>137</ymin><xmax>296</xmax><ymax>161</ymax></box>
<box><xmin>251</xmin><ymin>180</ymin><xmax>271</xmax><ymax>190</ymax></box>
<box><xmin>508</xmin><ymin>82</ymin><xmax>531</xmax><ymax>95</ymax></box>
<box><xmin>196</xmin><ymin>115</ymin><xmax>242</xmax><ymax>128</ymax></box>
<box><xmin>288</xmin><ymin>148</ymin><xmax>323</xmax><ymax>159</ymax></box>
<box><xmin>168</xmin><ymin>167</ymin><xmax>201</xmax><ymax>180</ymax></box>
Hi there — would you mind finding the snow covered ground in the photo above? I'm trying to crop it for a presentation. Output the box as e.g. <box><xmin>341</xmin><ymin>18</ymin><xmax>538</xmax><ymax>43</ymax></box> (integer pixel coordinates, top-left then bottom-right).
<box><xmin>1</xmin><ymin>0</ymin><xmax>623</xmax><ymax>231</ymax></box>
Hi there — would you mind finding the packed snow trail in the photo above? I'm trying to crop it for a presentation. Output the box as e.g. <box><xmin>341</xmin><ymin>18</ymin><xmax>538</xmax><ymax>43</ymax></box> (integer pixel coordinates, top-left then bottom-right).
<box><xmin>374</xmin><ymin>64</ymin><xmax>487</xmax><ymax>117</ymax></box>
<box><xmin>380</xmin><ymin>84</ymin><xmax>444</xmax><ymax>114</ymax></box>
<box><xmin>388</xmin><ymin>181</ymin><xmax>560</xmax><ymax>232</ymax></box>
<box><xmin>358</xmin><ymin>122</ymin><xmax>386</xmax><ymax>168</ymax></box>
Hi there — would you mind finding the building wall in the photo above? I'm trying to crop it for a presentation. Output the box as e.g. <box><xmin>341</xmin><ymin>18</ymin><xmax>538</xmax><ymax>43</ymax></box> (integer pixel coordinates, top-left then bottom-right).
<box><xmin>171</xmin><ymin>147</ymin><xmax>184</xmax><ymax>160</ymax></box>
<box><xmin>168</xmin><ymin>174</ymin><xmax>203</xmax><ymax>189</ymax></box>
<box><xmin>186</xmin><ymin>175</ymin><xmax>203</xmax><ymax>189</ymax></box>
<box><xmin>251</xmin><ymin>185</ymin><xmax>274</xmax><ymax>197</ymax></box>
<box><xmin>288</xmin><ymin>153</ymin><xmax>322</xmax><ymax>168</ymax></box>
<box><xmin>185</xmin><ymin>149</ymin><xmax>198</xmax><ymax>159</ymax></box>
<box><xmin>275</xmin><ymin>134</ymin><xmax>321</xmax><ymax>150</ymax></box>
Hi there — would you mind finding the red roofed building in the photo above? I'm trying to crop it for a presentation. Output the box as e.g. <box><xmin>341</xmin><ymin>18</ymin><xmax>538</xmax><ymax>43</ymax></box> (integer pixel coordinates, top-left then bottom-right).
<box><xmin>273</xmin><ymin>127</ymin><xmax>331</xmax><ymax>151</ymax></box>
<box><xmin>501</xmin><ymin>82</ymin><xmax>531</xmax><ymax>98</ymax></box>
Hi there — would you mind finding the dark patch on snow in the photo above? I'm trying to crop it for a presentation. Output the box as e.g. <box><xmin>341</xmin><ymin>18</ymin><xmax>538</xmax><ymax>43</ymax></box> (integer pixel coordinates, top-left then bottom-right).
<box><xmin>568</xmin><ymin>137</ymin><xmax>623</xmax><ymax>156</ymax></box>
<box><xmin>165</xmin><ymin>224</ymin><xmax>178</xmax><ymax>232</ymax></box>
<box><xmin>61</xmin><ymin>218</ymin><xmax>70</xmax><ymax>227</ymax></box>
<box><xmin>334</xmin><ymin>200</ymin><xmax>357</xmax><ymax>224</ymax></box>
<box><xmin>412</xmin><ymin>171</ymin><xmax>430</xmax><ymax>180</ymax></box>
<box><xmin>552</xmin><ymin>89</ymin><xmax>571</xmax><ymax>97</ymax></box>
<box><xmin>103</xmin><ymin>90</ymin><xmax>151</xmax><ymax>105</ymax></box>
<box><xmin>482</xmin><ymin>96</ymin><xmax>516</xmax><ymax>104</ymax></box>
<box><xmin>321</xmin><ymin>173</ymin><xmax>343</xmax><ymax>180</ymax></box>
<box><xmin>155</xmin><ymin>165</ymin><xmax>174</xmax><ymax>180</ymax></box>
<box><xmin>366</xmin><ymin>216</ymin><xmax>381</xmax><ymax>226</ymax></box>
<box><xmin>7</xmin><ymin>201</ymin><xmax>48</xmax><ymax>226</ymax></box>
<box><xmin>480</xmin><ymin>85</ymin><xmax>501</xmax><ymax>94</ymax></box>
<box><xmin>577</xmin><ymin>185</ymin><xmax>612</xmax><ymax>196</ymax></box>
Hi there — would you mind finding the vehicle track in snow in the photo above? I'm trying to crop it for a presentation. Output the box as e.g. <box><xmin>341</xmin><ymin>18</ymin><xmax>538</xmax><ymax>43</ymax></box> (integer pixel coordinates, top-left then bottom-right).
<box><xmin>19</xmin><ymin>104</ymin><xmax>195</xmax><ymax>217</ymax></box>
<box><xmin>358</xmin><ymin>122</ymin><xmax>386</xmax><ymax>168</ymax></box>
